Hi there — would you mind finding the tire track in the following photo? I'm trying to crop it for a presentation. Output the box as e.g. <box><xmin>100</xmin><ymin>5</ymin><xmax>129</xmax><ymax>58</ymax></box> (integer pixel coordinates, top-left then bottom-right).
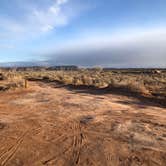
<box><xmin>0</xmin><ymin>130</ymin><xmax>28</xmax><ymax>166</ymax></box>
<box><xmin>42</xmin><ymin>134</ymin><xmax>72</xmax><ymax>165</ymax></box>
<box><xmin>42</xmin><ymin>145</ymin><xmax>71</xmax><ymax>165</ymax></box>
<box><xmin>70</xmin><ymin>121</ymin><xmax>88</xmax><ymax>165</ymax></box>
<box><xmin>82</xmin><ymin>129</ymin><xmax>115</xmax><ymax>166</ymax></box>
<box><xmin>41</xmin><ymin>131</ymin><xmax>76</xmax><ymax>164</ymax></box>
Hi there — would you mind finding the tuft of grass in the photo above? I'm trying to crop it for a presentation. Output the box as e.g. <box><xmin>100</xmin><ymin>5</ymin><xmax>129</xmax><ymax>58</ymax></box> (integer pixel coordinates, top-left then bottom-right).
<box><xmin>0</xmin><ymin>72</ymin><xmax>25</xmax><ymax>91</ymax></box>
<box><xmin>11</xmin><ymin>68</ymin><xmax>166</xmax><ymax>101</ymax></box>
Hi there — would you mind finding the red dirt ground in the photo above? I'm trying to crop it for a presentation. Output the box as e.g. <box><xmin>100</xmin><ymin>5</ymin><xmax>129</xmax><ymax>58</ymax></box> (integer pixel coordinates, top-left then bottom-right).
<box><xmin>0</xmin><ymin>82</ymin><xmax>166</xmax><ymax>166</ymax></box>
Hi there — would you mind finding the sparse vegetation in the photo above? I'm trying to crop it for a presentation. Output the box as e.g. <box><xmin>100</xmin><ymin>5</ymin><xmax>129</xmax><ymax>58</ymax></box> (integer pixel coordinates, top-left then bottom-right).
<box><xmin>0</xmin><ymin>67</ymin><xmax>166</xmax><ymax>165</ymax></box>
<box><xmin>20</xmin><ymin>69</ymin><xmax>166</xmax><ymax>99</ymax></box>
<box><xmin>0</xmin><ymin>68</ymin><xmax>165</xmax><ymax>105</ymax></box>
<box><xmin>0</xmin><ymin>72</ymin><xmax>25</xmax><ymax>91</ymax></box>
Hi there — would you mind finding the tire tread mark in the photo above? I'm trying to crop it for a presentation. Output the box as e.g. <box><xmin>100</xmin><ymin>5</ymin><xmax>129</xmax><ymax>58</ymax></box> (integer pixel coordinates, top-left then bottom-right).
<box><xmin>42</xmin><ymin>145</ymin><xmax>71</xmax><ymax>165</ymax></box>
<box><xmin>70</xmin><ymin>121</ymin><xmax>85</xmax><ymax>165</ymax></box>
<box><xmin>0</xmin><ymin>130</ymin><xmax>28</xmax><ymax>166</ymax></box>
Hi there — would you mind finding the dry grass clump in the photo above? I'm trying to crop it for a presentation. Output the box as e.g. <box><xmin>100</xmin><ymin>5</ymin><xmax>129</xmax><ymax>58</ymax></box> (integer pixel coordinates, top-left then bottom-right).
<box><xmin>0</xmin><ymin>72</ymin><xmax>25</xmax><ymax>91</ymax></box>
<box><xmin>116</xmin><ymin>80</ymin><xmax>150</xmax><ymax>96</ymax></box>
<box><xmin>21</xmin><ymin>69</ymin><xmax>166</xmax><ymax>101</ymax></box>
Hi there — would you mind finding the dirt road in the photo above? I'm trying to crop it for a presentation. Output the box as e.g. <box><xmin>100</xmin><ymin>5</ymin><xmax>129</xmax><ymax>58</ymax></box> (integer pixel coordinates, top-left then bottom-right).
<box><xmin>0</xmin><ymin>82</ymin><xmax>166</xmax><ymax>166</ymax></box>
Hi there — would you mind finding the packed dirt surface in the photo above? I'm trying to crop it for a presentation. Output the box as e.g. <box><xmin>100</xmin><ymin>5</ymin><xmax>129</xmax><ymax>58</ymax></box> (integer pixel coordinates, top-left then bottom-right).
<box><xmin>0</xmin><ymin>81</ymin><xmax>166</xmax><ymax>166</ymax></box>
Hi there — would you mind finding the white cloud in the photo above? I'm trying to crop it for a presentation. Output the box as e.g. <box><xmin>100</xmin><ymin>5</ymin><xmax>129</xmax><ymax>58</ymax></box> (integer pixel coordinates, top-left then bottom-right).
<box><xmin>56</xmin><ymin>0</ymin><xmax>68</xmax><ymax>5</ymax></box>
<box><xmin>41</xmin><ymin>25</ymin><xmax>54</xmax><ymax>32</ymax></box>
<box><xmin>0</xmin><ymin>0</ymin><xmax>75</xmax><ymax>56</ymax></box>
<box><xmin>42</xmin><ymin>27</ymin><xmax>166</xmax><ymax>52</ymax></box>
<box><xmin>30</xmin><ymin>0</ymin><xmax>69</xmax><ymax>32</ymax></box>
<box><xmin>49</xmin><ymin>6</ymin><xmax>60</xmax><ymax>14</ymax></box>
<box><xmin>0</xmin><ymin>0</ymin><xmax>71</xmax><ymax>38</ymax></box>
<box><xmin>43</xmin><ymin>27</ymin><xmax>166</xmax><ymax>68</ymax></box>
<box><xmin>0</xmin><ymin>0</ymin><xmax>94</xmax><ymax>45</ymax></box>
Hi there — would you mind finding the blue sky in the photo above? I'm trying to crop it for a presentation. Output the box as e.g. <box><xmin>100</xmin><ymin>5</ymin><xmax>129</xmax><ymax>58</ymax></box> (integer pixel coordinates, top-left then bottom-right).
<box><xmin>0</xmin><ymin>0</ymin><xmax>166</xmax><ymax>67</ymax></box>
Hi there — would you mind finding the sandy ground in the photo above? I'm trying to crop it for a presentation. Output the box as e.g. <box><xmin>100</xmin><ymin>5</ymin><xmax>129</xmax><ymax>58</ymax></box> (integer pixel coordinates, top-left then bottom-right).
<box><xmin>0</xmin><ymin>81</ymin><xmax>166</xmax><ymax>166</ymax></box>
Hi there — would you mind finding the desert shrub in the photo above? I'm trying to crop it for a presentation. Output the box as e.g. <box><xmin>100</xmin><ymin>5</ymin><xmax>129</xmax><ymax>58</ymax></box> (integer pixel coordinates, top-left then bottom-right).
<box><xmin>0</xmin><ymin>72</ymin><xmax>25</xmax><ymax>91</ymax></box>
<box><xmin>19</xmin><ymin>69</ymin><xmax>166</xmax><ymax>100</ymax></box>
<box><xmin>81</xmin><ymin>75</ymin><xmax>93</xmax><ymax>86</ymax></box>
<box><xmin>73</xmin><ymin>77</ymin><xmax>83</xmax><ymax>85</ymax></box>
<box><xmin>126</xmin><ymin>81</ymin><xmax>150</xmax><ymax>95</ymax></box>
<box><xmin>108</xmin><ymin>78</ymin><xmax>119</xmax><ymax>88</ymax></box>
<box><xmin>93</xmin><ymin>67</ymin><xmax>103</xmax><ymax>72</ymax></box>
<box><xmin>62</xmin><ymin>76</ymin><xmax>74</xmax><ymax>85</ymax></box>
